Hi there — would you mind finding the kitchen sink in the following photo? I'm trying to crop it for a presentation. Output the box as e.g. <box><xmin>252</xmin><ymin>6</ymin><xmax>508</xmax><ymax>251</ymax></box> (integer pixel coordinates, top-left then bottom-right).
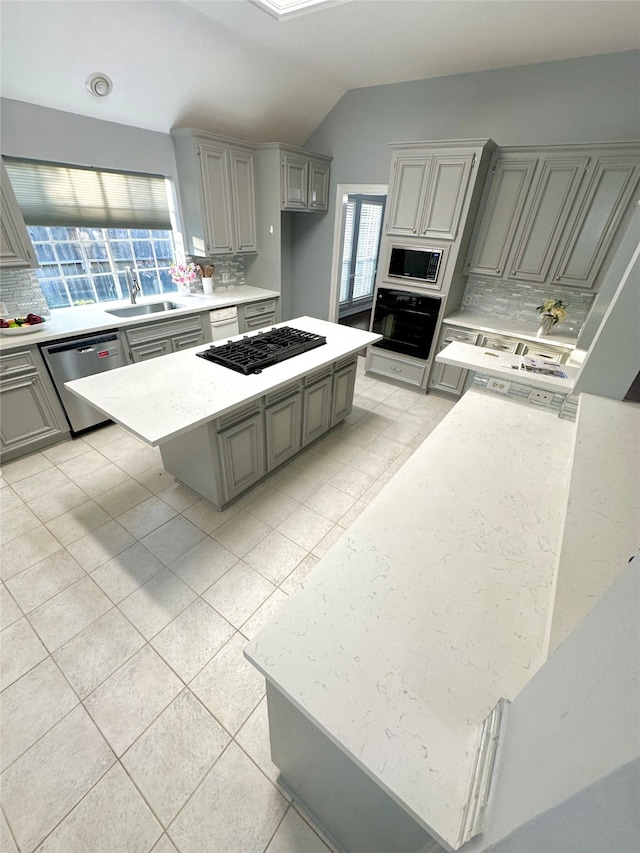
<box><xmin>105</xmin><ymin>301</ymin><xmax>183</xmax><ymax>318</ymax></box>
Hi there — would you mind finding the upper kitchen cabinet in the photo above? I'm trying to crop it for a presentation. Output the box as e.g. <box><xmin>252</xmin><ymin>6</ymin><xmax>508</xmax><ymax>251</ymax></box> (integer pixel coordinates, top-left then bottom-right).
<box><xmin>1</xmin><ymin>159</ymin><xmax>38</xmax><ymax>269</ymax></box>
<box><xmin>171</xmin><ymin>129</ymin><xmax>258</xmax><ymax>256</ymax></box>
<box><xmin>466</xmin><ymin>143</ymin><xmax>640</xmax><ymax>289</ymax></box>
<box><xmin>386</xmin><ymin>142</ymin><xmax>485</xmax><ymax>241</ymax></box>
<box><xmin>279</xmin><ymin>146</ymin><xmax>331</xmax><ymax>212</ymax></box>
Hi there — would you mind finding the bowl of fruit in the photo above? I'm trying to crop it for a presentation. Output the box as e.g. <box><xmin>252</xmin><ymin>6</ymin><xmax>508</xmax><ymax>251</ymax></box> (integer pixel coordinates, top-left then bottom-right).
<box><xmin>0</xmin><ymin>314</ymin><xmax>47</xmax><ymax>335</ymax></box>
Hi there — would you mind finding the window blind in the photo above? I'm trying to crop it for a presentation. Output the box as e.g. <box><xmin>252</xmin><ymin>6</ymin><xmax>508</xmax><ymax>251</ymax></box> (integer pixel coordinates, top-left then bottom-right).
<box><xmin>3</xmin><ymin>157</ymin><xmax>171</xmax><ymax>230</ymax></box>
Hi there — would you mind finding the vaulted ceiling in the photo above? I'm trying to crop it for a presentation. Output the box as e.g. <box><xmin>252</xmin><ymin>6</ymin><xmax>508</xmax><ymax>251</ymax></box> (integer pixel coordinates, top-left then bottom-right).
<box><xmin>1</xmin><ymin>0</ymin><xmax>638</xmax><ymax>145</ymax></box>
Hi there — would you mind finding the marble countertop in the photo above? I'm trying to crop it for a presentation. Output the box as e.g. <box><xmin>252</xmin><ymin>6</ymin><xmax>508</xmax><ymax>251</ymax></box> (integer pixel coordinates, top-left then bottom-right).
<box><xmin>65</xmin><ymin>317</ymin><xmax>380</xmax><ymax>446</ymax></box>
<box><xmin>436</xmin><ymin>340</ymin><xmax>579</xmax><ymax>394</ymax></box>
<box><xmin>443</xmin><ymin>310</ymin><xmax>579</xmax><ymax>349</ymax></box>
<box><xmin>547</xmin><ymin>393</ymin><xmax>640</xmax><ymax>654</ymax></box>
<box><xmin>0</xmin><ymin>285</ymin><xmax>280</xmax><ymax>352</ymax></box>
<box><xmin>245</xmin><ymin>389</ymin><xmax>575</xmax><ymax>850</ymax></box>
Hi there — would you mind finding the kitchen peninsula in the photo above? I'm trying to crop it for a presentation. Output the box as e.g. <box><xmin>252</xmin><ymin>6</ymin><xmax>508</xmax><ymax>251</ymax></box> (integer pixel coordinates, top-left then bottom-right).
<box><xmin>65</xmin><ymin>317</ymin><xmax>380</xmax><ymax>509</ymax></box>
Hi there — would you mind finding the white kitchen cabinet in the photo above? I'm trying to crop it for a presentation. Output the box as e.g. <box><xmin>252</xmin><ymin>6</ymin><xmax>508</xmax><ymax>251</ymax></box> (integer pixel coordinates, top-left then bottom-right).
<box><xmin>466</xmin><ymin>143</ymin><xmax>640</xmax><ymax>289</ymax></box>
<box><xmin>1</xmin><ymin>159</ymin><xmax>38</xmax><ymax>269</ymax></box>
<box><xmin>124</xmin><ymin>314</ymin><xmax>208</xmax><ymax>363</ymax></box>
<box><xmin>171</xmin><ymin>128</ymin><xmax>258</xmax><ymax>256</ymax></box>
<box><xmin>280</xmin><ymin>146</ymin><xmax>331</xmax><ymax>212</ymax></box>
<box><xmin>0</xmin><ymin>346</ymin><xmax>69</xmax><ymax>462</ymax></box>
<box><xmin>386</xmin><ymin>145</ymin><xmax>478</xmax><ymax>241</ymax></box>
<box><xmin>331</xmin><ymin>359</ymin><xmax>357</xmax><ymax>426</ymax></box>
<box><xmin>365</xmin><ymin>349</ymin><xmax>427</xmax><ymax>388</ymax></box>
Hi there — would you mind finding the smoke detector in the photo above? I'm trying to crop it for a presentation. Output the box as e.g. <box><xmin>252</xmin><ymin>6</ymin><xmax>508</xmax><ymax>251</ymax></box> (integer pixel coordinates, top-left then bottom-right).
<box><xmin>85</xmin><ymin>73</ymin><xmax>113</xmax><ymax>97</ymax></box>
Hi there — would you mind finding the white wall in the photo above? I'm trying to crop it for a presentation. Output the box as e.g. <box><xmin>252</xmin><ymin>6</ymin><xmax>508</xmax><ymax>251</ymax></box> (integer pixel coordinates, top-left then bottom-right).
<box><xmin>292</xmin><ymin>50</ymin><xmax>640</xmax><ymax>320</ymax></box>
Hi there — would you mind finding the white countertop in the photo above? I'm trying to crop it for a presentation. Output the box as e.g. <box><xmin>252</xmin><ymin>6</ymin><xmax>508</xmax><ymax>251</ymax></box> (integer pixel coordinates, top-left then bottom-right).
<box><xmin>443</xmin><ymin>310</ymin><xmax>579</xmax><ymax>349</ymax></box>
<box><xmin>436</xmin><ymin>340</ymin><xmax>579</xmax><ymax>394</ymax></box>
<box><xmin>0</xmin><ymin>285</ymin><xmax>280</xmax><ymax>352</ymax></box>
<box><xmin>245</xmin><ymin>389</ymin><xmax>575</xmax><ymax>850</ymax></box>
<box><xmin>65</xmin><ymin>318</ymin><xmax>380</xmax><ymax>446</ymax></box>
<box><xmin>547</xmin><ymin>393</ymin><xmax>640</xmax><ymax>653</ymax></box>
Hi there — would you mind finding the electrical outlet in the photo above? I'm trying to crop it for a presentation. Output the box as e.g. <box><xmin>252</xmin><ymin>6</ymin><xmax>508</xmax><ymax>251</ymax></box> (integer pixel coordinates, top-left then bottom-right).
<box><xmin>487</xmin><ymin>377</ymin><xmax>510</xmax><ymax>394</ymax></box>
<box><xmin>528</xmin><ymin>389</ymin><xmax>554</xmax><ymax>405</ymax></box>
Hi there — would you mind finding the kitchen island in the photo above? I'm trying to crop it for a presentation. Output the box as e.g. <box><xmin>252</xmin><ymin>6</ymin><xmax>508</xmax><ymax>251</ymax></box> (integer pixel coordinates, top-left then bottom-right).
<box><xmin>65</xmin><ymin>317</ymin><xmax>380</xmax><ymax>508</ymax></box>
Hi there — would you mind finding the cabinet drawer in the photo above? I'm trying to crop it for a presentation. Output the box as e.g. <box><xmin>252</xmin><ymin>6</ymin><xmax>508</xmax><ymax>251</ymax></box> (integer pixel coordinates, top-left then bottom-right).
<box><xmin>244</xmin><ymin>299</ymin><xmax>277</xmax><ymax>319</ymax></box>
<box><xmin>442</xmin><ymin>327</ymin><xmax>478</xmax><ymax>345</ymax></box>
<box><xmin>521</xmin><ymin>344</ymin><xmax>569</xmax><ymax>364</ymax></box>
<box><xmin>125</xmin><ymin>315</ymin><xmax>205</xmax><ymax>346</ymax></box>
<box><xmin>479</xmin><ymin>334</ymin><xmax>521</xmax><ymax>353</ymax></box>
<box><xmin>0</xmin><ymin>347</ymin><xmax>39</xmax><ymax>379</ymax></box>
<box><xmin>217</xmin><ymin>401</ymin><xmax>261</xmax><ymax>429</ymax></box>
<box><xmin>245</xmin><ymin>314</ymin><xmax>276</xmax><ymax>333</ymax></box>
<box><xmin>367</xmin><ymin>351</ymin><xmax>426</xmax><ymax>387</ymax></box>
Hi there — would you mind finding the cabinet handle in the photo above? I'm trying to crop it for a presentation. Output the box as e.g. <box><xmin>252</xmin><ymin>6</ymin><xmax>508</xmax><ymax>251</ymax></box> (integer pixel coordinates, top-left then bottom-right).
<box><xmin>412</xmin><ymin>228</ymin><xmax>417</xmax><ymax>234</ymax></box>
<box><xmin>511</xmin><ymin>270</ymin><xmax>515</xmax><ymax>275</ymax></box>
<box><xmin>496</xmin><ymin>268</ymin><xmax>500</xmax><ymax>273</ymax></box>
<box><xmin>390</xmin><ymin>366</ymin><xmax>402</xmax><ymax>373</ymax></box>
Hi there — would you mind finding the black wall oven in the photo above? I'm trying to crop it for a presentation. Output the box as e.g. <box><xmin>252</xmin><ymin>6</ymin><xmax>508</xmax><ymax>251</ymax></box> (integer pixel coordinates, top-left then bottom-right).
<box><xmin>371</xmin><ymin>288</ymin><xmax>441</xmax><ymax>361</ymax></box>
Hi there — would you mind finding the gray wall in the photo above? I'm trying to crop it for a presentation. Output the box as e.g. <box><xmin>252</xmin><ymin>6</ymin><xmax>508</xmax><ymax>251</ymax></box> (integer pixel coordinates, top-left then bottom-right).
<box><xmin>0</xmin><ymin>97</ymin><xmax>177</xmax><ymax>177</ymax></box>
<box><xmin>291</xmin><ymin>50</ymin><xmax>640</xmax><ymax>320</ymax></box>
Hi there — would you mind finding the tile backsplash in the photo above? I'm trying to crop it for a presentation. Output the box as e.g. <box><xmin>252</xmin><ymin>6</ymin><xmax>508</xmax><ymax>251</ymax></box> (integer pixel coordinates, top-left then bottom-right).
<box><xmin>0</xmin><ymin>268</ymin><xmax>51</xmax><ymax>318</ymax></box>
<box><xmin>186</xmin><ymin>255</ymin><xmax>245</xmax><ymax>294</ymax></box>
<box><xmin>462</xmin><ymin>277</ymin><xmax>595</xmax><ymax>335</ymax></box>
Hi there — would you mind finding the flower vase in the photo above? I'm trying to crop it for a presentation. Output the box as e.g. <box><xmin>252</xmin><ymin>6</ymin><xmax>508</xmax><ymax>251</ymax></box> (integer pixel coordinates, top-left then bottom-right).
<box><xmin>178</xmin><ymin>284</ymin><xmax>191</xmax><ymax>297</ymax></box>
<box><xmin>536</xmin><ymin>314</ymin><xmax>555</xmax><ymax>338</ymax></box>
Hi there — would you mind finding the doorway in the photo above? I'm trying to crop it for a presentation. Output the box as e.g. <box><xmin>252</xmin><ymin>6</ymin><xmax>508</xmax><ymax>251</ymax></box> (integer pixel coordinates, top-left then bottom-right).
<box><xmin>328</xmin><ymin>184</ymin><xmax>387</xmax><ymax>328</ymax></box>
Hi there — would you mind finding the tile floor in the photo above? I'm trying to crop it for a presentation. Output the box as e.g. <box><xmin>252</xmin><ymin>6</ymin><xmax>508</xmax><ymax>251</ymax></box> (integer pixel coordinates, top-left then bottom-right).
<box><xmin>0</xmin><ymin>357</ymin><xmax>455</xmax><ymax>853</ymax></box>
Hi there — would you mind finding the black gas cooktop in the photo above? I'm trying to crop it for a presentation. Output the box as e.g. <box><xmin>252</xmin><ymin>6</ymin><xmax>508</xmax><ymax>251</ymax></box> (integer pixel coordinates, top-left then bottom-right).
<box><xmin>197</xmin><ymin>326</ymin><xmax>327</xmax><ymax>375</ymax></box>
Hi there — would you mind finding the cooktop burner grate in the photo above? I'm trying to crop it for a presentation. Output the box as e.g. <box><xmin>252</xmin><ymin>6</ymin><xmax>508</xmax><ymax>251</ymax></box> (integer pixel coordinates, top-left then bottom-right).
<box><xmin>197</xmin><ymin>326</ymin><xmax>327</xmax><ymax>375</ymax></box>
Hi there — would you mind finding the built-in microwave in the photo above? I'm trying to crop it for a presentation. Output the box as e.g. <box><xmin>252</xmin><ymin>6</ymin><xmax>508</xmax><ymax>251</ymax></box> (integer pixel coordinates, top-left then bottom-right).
<box><xmin>387</xmin><ymin>245</ymin><xmax>444</xmax><ymax>285</ymax></box>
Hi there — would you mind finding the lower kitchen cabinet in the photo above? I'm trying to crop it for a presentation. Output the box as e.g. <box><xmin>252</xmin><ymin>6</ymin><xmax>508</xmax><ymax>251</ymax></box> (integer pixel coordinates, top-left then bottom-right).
<box><xmin>218</xmin><ymin>411</ymin><xmax>265</xmax><ymax>500</ymax></box>
<box><xmin>0</xmin><ymin>347</ymin><xmax>69</xmax><ymax>462</ymax></box>
<box><xmin>331</xmin><ymin>360</ymin><xmax>357</xmax><ymax>426</ymax></box>
<box><xmin>365</xmin><ymin>349</ymin><xmax>427</xmax><ymax>388</ymax></box>
<box><xmin>238</xmin><ymin>298</ymin><xmax>280</xmax><ymax>333</ymax></box>
<box><xmin>124</xmin><ymin>314</ymin><xmax>209</xmax><ymax>363</ymax></box>
<box><xmin>428</xmin><ymin>323</ymin><xmax>571</xmax><ymax>398</ymax></box>
<box><xmin>158</xmin><ymin>357</ymin><xmax>358</xmax><ymax>510</ymax></box>
<box><xmin>302</xmin><ymin>374</ymin><xmax>333</xmax><ymax>446</ymax></box>
<box><xmin>265</xmin><ymin>391</ymin><xmax>302</xmax><ymax>469</ymax></box>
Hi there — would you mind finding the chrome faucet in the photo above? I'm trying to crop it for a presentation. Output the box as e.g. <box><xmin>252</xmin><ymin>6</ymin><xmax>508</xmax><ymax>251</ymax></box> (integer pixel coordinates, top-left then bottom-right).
<box><xmin>125</xmin><ymin>267</ymin><xmax>141</xmax><ymax>304</ymax></box>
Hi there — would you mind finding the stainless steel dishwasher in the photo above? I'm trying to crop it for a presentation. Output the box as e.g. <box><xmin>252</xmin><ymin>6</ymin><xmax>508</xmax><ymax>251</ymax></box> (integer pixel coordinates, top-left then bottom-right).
<box><xmin>40</xmin><ymin>331</ymin><xmax>128</xmax><ymax>433</ymax></box>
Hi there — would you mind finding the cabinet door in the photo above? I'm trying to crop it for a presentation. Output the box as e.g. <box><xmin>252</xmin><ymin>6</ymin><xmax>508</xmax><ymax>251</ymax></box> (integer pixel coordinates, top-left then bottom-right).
<box><xmin>331</xmin><ymin>361</ymin><xmax>357</xmax><ymax>426</ymax></box>
<box><xmin>171</xmin><ymin>330</ymin><xmax>205</xmax><ymax>352</ymax></box>
<box><xmin>130</xmin><ymin>339</ymin><xmax>170</xmax><ymax>362</ymax></box>
<box><xmin>230</xmin><ymin>149</ymin><xmax>258</xmax><ymax>252</ymax></box>
<box><xmin>282</xmin><ymin>155</ymin><xmax>308</xmax><ymax>209</ymax></box>
<box><xmin>429</xmin><ymin>356</ymin><xmax>468</xmax><ymax>397</ymax></box>
<box><xmin>265</xmin><ymin>393</ymin><xmax>302</xmax><ymax>470</ymax></box>
<box><xmin>1</xmin><ymin>161</ymin><xmax>37</xmax><ymax>269</ymax></box>
<box><xmin>508</xmin><ymin>156</ymin><xmax>590</xmax><ymax>283</ymax></box>
<box><xmin>199</xmin><ymin>143</ymin><xmax>234</xmax><ymax>254</ymax></box>
<box><xmin>551</xmin><ymin>155</ymin><xmax>640</xmax><ymax>289</ymax></box>
<box><xmin>386</xmin><ymin>155</ymin><xmax>432</xmax><ymax>236</ymax></box>
<box><xmin>218</xmin><ymin>412</ymin><xmax>265</xmax><ymax>500</ymax></box>
<box><xmin>308</xmin><ymin>161</ymin><xmax>330</xmax><ymax>211</ymax></box>
<box><xmin>0</xmin><ymin>372</ymin><xmax>67</xmax><ymax>457</ymax></box>
<box><xmin>420</xmin><ymin>153</ymin><xmax>474</xmax><ymax>241</ymax></box>
<box><xmin>302</xmin><ymin>376</ymin><xmax>333</xmax><ymax>446</ymax></box>
<box><xmin>244</xmin><ymin>313</ymin><xmax>276</xmax><ymax>334</ymax></box>
<box><xmin>466</xmin><ymin>155</ymin><xmax>538</xmax><ymax>278</ymax></box>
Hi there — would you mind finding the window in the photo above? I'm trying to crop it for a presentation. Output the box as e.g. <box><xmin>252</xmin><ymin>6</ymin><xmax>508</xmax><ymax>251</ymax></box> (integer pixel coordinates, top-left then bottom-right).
<box><xmin>339</xmin><ymin>194</ymin><xmax>385</xmax><ymax>313</ymax></box>
<box><xmin>26</xmin><ymin>226</ymin><xmax>177</xmax><ymax>309</ymax></box>
<box><xmin>4</xmin><ymin>157</ymin><xmax>178</xmax><ymax>309</ymax></box>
